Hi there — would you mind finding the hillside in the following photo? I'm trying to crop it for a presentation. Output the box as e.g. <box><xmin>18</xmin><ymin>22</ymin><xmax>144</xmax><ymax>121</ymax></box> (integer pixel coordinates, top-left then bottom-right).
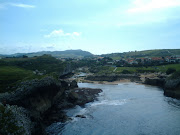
<box><xmin>0</xmin><ymin>49</ymin><xmax>93</xmax><ymax>58</ymax></box>
<box><xmin>1</xmin><ymin>49</ymin><xmax>180</xmax><ymax>59</ymax></box>
<box><xmin>102</xmin><ymin>49</ymin><xmax>180</xmax><ymax>59</ymax></box>
<box><xmin>0</xmin><ymin>55</ymin><xmax>67</xmax><ymax>93</ymax></box>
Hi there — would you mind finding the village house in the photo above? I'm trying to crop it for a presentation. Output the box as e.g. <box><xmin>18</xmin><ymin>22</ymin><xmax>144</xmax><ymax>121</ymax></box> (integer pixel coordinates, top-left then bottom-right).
<box><xmin>151</xmin><ymin>57</ymin><xmax>164</xmax><ymax>63</ymax></box>
<box><xmin>166</xmin><ymin>56</ymin><xmax>176</xmax><ymax>63</ymax></box>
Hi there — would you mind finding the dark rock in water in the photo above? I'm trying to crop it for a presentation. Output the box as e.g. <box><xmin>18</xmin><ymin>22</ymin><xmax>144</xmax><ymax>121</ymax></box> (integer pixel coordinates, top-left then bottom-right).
<box><xmin>144</xmin><ymin>77</ymin><xmax>165</xmax><ymax>87</ymax></box>
<box><xmin>0</xmin><ymin>77</ymin><xmax>102</xmax><ymax>134</ymax></box>
<box><xmin>164</xmin><ymin>78</ymin><xmax>180</xmax><ymax>99</ymax></box>
<box><xmin>143</xmin><ymin>76</ymin><xmax>180</xmax><ymax>99</ymax></box>
<box><xmin>41</xmin><ymin>86</ymin><xmax>102</xmax><ymax>126</ymax></box>
<box><xmin>60</xmin><ymin>80</ymin><xmax>69</xmax><ymax>89</ymax></box>
<box><xmin>164</xmin><ymin>90</ymin><xmax>180</xmax><ymax>99</ymax></box>
<box><xmin>68</xmin><ymin>91</ymin><xmax>79</xmax><ymax>102</ymax></box>
<box><xmin>70</xmin><ymin>80</ymin><xmax>78</xmax><ymax>88</ymax></box>
<box><xmin>164</xmin><ymin>78</ymin><xmax>180</xmax><ymax>90</ymax></box>
<box><xmin>76</xmin><ymin>115</ymin><xmax>86</xmax><ymax>118</ymax></box>
<box><xmin>0</xmin><ymin>77</ymin><xmax>68</xmax><ymax>135</ymax></box>
<box><xmin>67</xmin><ymin>88</ymin><xmax>102</xmax><ymax>106</ymax></box>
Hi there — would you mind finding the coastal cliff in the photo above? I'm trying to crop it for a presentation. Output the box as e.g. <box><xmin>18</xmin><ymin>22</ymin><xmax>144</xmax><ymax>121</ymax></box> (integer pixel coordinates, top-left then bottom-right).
<box><xmin>0</xmin><ymin>77</ymin><xmax>102</xmax><ymax>135</ymax></box>
<box><xmin>164</xmin><ymin>77</ymin><xmax>180</xmax><ymax>99</ymax></box>
<box><xmin>144</xmin><ymin>74</ymin><xmax>180</xmax><ymax>99</ymax></box>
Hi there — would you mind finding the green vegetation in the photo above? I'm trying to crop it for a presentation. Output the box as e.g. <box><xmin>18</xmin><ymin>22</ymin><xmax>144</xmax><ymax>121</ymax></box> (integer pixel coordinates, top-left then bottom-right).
<box><xmin>169</xmin><ymin>71</ymin><xmax>180</xmax><ymax>79</ymax></box>
<box><xmin>0</xmin><ymin>66</ymin><xmax>39</xmax><ymax>93</ymax></box>
<box><xmin>1</xmin><ymin>49</ymin><xmax>93</xmax><ymax>58</ymax></box>
<box><xmin>166</xmin><ymin>68</ymin><xmax>176</xmax><ymax>75</ymax></box>
<box><xmin>103</xmin><ymin>49</ymin><xmax>180</xmax><ymax>59</ymax></box>
<box><xmin>0</xmin><ymin>54</ymin><xmax>65</xmax><ymax>73</ymax></box>
<box><xmin>92</xmin><ymin>64</ymin><xmax>180</xmax><ymax>75</ymax></box>
<box><xmin>0</xmin><ymin>55</ymin><xmax>66</xmax><ymax>93</ymax></box>
<box><xmin>121</xmin><ymin>69</ymin><xmax>132</xmax><ymax>74</ymax></box>
<box><xmin>0</xmin><ymin>104</ymin><xmax>24</xmax><ymax>135</ymax></box>
<box><xmin>116</xmin><ymin>64</ymin><xmax>180</xmax><ymax>74</ymax></box>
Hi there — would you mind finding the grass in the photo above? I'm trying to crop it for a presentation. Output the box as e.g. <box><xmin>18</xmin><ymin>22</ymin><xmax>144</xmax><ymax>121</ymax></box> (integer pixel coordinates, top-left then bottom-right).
<box><xmin>115</xmin><ymin>64</ymin><xmax>180</xmax><ymax>73</ymax></box>
<box><xmin>0</xmin><ymin>66</ymin><xmax>42</xmax><ymax>93</ymax></box>
<box><xmin>0</xmin><ymin>55</ymin><xmax>68</xmax><ymax>93</ymax></box>
<box><xmin>108</xmin><ymin>49</ymin><xmax>180</xmax><ymax>59</ymax></box>
<box><xmin>0</xmin><ymin>54</ymin><xmax>66</xmax><ymax>74</ymax></box>
<box><xmin>94</xmin><ymin>64</ymin><xmax>180</xmax><ymax>75</ymax></box>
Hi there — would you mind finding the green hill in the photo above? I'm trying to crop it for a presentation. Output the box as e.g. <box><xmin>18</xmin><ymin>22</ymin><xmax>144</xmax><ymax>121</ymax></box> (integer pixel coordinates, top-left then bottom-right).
<box><xmin>102</xmin><ymin>49</ymin><xmax>180</xmax><ymax>59</ymax></box>
<box><xmin>0</xmin><ymin>49</ymin><xmax>93</xmax><ymax>58</ymax></box>
<box><xmin>0</xmin><ymin>55</ymin><xmax>66</xmax><ymax>93</ymax></box>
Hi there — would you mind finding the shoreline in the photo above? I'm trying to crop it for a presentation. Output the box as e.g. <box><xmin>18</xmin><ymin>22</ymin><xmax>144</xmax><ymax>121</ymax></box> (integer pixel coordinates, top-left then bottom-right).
<box><xmin>76</xmin><ymin>73</ymin><xmax>180</xmax><ymax>100</ymax></box>
<box><xmin>78</xmin><ymin>79</ymin><xmax>136</xmax><ymax>85</ymax></box>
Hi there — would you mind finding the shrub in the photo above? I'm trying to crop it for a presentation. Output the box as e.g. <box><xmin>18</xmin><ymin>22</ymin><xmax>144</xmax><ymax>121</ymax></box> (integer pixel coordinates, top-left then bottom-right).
<box><xmin>169</xmin><ymin>71</ymin><xmax>180</xmax><ymax>79</ymax></box>
<box><xmin>0</xmin><ymin>104</ymin><xmax>31</xmax><ymax>135</ymax></box>
<box><xmin>166</xmin><ymin>68</ymin><xmax>176</xmax><ymax>75</ymax></box>
<box><xmin>121</xmin><ymin>70</ymin><xmax>131</xmax><ymax>74</ymax></box>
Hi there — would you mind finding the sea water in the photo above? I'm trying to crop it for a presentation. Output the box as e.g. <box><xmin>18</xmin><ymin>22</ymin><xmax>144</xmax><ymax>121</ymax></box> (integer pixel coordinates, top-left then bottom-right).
<box><xmin>46</xmin><ymin>83</ymin><xmax>180</xmax><ymax>135</ymax></box>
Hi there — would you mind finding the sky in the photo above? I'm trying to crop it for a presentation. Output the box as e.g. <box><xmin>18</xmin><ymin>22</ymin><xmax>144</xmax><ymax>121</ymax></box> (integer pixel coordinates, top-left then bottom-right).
<box><xmin>0</xmin><ymin>0</ymin><xmax>180</xmax><ymax>55</ymax></box>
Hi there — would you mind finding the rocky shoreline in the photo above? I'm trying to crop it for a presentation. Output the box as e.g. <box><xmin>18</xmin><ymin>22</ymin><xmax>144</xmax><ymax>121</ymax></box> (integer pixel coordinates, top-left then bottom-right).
<box><xmin>0</xmin><ymin>77</ymin><xmax>102</xmax><ymax>135</ymax></box>
<box><xmin>83</xmin><ymin>73</ymin><xmax>180</xmax><ymax>99</ymax></box>
<box><xmin>142</xmin><ymin>75</ymin><xmax>180</xmax><ymax>99</ymax></box>
<box><xmin>1</xmin><ymin>73</ymin><xmax>179</xmax><ymax>134</ymax></box>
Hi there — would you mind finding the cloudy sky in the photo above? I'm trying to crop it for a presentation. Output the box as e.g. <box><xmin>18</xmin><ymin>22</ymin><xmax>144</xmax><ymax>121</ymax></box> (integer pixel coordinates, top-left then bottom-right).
<box><xmin>1</xmin><ymin>0</ymin><xmax>180</xmax><ymax>54</ymax></box>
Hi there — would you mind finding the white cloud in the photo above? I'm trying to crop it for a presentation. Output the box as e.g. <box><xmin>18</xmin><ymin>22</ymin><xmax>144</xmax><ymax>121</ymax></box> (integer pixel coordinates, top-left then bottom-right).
<box><xmin>9</xmin><ymin>3</ymin><xmax>36</xmax><ymax>8</ymax></box>
<box><xmin>44</xmin><ymin>29</ymin><xmax>81</xmax><ymax>38</ymax></box>
<box><xmin>0</xmin><ymin>3</ymin><xmax>36</xmax><ymax>9</ymax></box>
<box><xmin>128</xmin><ymin>0</ymin><xmax>180</xmax><ymax>13</ymax></box>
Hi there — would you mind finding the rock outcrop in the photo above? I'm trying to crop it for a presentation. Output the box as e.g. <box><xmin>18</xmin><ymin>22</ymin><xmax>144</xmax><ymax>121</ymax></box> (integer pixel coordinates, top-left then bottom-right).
<box><xmin>3</xmin><ymin>77</ymin><xmax>64</xmax><ymax>116</ymax></box>
<box><xmin>0</xmin><ymin>77</ymin><xmax>102</xmax><ymax>134</ymax></box>
<box><xmin>43</xmin><ymin>87</ymin><xmax>102</xmax><ymax>125</ymax></box>
<box><xmin>1</xmin><ymin>77</ymin><xmax>66</xmax><ymax>134</ymax></box>
<box><xmin>143</xmin><ymin>76</ymin><xmax>180</xmax><ymax>99</ymax></box>
<box><xmin>67</xmin><ymin>88</ymin><xmax>102</xmax><ymax>106</ymax></box>
<box><xmin>164</xmin><ymin>78</ymin><xmax>180</xmax><ymax>99</ymax></box>
<box><xmin>144</xmin><ymin>77</ymin><xmax>165</xmax><ymax>87</ymax></box>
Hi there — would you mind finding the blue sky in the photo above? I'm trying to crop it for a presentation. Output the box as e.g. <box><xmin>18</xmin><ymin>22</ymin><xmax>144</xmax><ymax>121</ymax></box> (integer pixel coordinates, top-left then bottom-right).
<box><xmin>0</xmin><ymin>0</ymin><xmax>180</xmax><ymax>55</ymax></box>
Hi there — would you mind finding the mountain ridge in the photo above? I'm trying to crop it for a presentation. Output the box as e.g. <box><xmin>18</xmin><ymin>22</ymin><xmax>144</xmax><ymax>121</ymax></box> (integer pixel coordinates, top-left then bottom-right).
<box><xmin>0</xmin><ymin>49</ymin><xmax>180</xmax><ymax>58</ymax></box>
<box><xmin>0</xmin><ymin>49</ymin><xmax>93</xmax><ymax>58</ymax></box>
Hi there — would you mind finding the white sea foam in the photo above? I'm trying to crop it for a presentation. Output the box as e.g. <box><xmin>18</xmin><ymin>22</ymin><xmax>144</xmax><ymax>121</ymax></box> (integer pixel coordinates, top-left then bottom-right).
<box><xmin>90</xmin><ymin>99</ymin><xmax>127</xmax><ymax>107</ymax></box>
<box><xmin>77</xmin><ymin>108</ymin><xmax>88</xmax><ymax>115</ymax></box>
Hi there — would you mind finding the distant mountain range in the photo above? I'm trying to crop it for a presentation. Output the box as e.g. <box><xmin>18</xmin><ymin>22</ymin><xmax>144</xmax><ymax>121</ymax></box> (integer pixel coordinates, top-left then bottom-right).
<box><xmin>0</xmin><ymin>49</ymin><xmax>93</xmax><ymax>58</ymax></box>
<box><xmin>0</xmin><ymin>49</ymin><xmax>180</xmax><ymax>59</ymax></box>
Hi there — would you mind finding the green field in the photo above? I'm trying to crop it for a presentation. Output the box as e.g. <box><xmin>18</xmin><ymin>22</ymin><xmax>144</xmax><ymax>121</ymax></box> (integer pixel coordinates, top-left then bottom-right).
<box><xmin>0</xmin><ymin>66</ymin><xmax>41</xmax><ymax>93</ymax></box>
<box><xmin>0</xmin><ymin>55</ymin><xmax>66</xmax><ymax>93</ymax></box>
<box><xmin>116</xmin><ymin>64</ymin><xmax>180</xmax><ymax>73</ymax></box>
<box><xmin>103</xmin><ymin>49</ymin><xmax>180</xmax><ymax>60</ymax></box>
<box><xmin>94</xmin><ymin>64</ymin><xmax>180</xmax><ymax>75</ymax></box>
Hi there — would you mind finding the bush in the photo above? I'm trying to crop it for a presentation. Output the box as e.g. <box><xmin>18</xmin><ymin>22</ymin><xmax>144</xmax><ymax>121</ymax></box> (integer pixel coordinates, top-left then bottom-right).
<box><xmin>121</xmin><ymin>70</ymin><xmax>131</xmax><ymax>74</ymax></box>
<box><xmin>136</xmin><ymin>69</ymin><xmax>155</xmax><ymax>73</ymax></box>
<box><xmin>0</xmin><ymin>104</ymin><xmax>31</xmax><ymax>135</ymax></box>
<box><xmin>169</xmin><ymin>71</ymin><xmax>180</xmax><ymax>79</ymax></box>
<box><xmin>166</xmin><ymin>68</ymin><xmax>176</xmax><ymax>75</ymax></box>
